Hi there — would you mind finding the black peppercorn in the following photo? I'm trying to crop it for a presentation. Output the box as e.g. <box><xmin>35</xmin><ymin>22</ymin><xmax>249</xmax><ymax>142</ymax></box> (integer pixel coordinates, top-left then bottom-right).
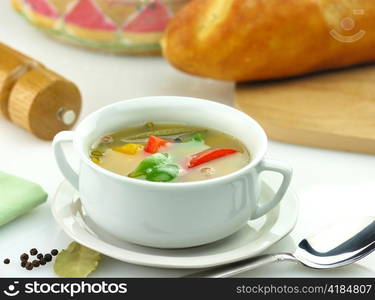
<box><xmin>51</xmin><ymin>249</ymin><xmax>59</xmax><ymax>256</ymax></box>
<box><xmin>25</xmin><ymin>262</ymin><xmax>33</xmax><ymax>270</ymax></box>
<box><xmin>20</xmin><ymin>253</ymin><xmax>29</xmax><ymax>261</ymax></box>
<box><xmin>44</xmin><ymin>254</ymin><xmax>52</xmax><ymax>262</ymax></box>
<box><xmin>37</xmin><ymin>253</ymin><xmax>43</xmax><ymax>260</ymax></box>
<box><xmin>32</xmin><ymin>260</ymin><xmax>40</xmax><ymax>267</ymax></box>
<box><xmin>39</xmin><ymin>259</ymin><xmax>46</xmax><ymax>265</ymax></box>
<box><xmin>3</xmin><ymin>258</ymin><xmax>10</xmax><ymax>264</ymax></box>
<box><xmin>30</xmin><ymin>248</ymin><xmax>38</xmax><ymax>256</ymax></box>
<box><xmin>21</xmin><ymin>261</ymin><xmax>27</xmax><ymax>268</ymax></box>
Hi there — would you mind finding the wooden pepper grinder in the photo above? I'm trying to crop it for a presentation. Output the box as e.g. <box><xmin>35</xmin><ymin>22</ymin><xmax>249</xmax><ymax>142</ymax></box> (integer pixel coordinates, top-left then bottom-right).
<box><xmin>0</xmin><ymin>43</ymin><xmax>81</xmax><ymax>140</ymax></box>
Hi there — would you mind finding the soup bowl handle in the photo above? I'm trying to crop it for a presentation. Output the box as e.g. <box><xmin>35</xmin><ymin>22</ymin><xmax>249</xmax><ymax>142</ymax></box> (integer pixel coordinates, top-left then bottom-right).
<box><xmin>252</xmin><ymin>159</ymin><xmax>292</xmax><ymax>219</ymax></box>
<box><xmin>53</xmin><ymin>131</ymin><xmax>79</xmax><ymax>190</ymax></box>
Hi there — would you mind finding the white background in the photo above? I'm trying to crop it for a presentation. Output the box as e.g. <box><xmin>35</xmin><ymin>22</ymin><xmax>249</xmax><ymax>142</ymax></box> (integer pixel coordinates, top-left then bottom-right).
<box><xmin>0</xmin><ymin>1</ymin><xmax>374</xmax><ymax>277</ymax></box>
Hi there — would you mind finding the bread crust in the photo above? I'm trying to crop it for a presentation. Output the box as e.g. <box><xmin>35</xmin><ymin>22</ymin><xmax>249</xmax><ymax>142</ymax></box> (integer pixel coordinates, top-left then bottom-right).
<box><xmin>162</xmin><ymin>0</ymin><xmax>375</xmax><ymax>81</ymax></box>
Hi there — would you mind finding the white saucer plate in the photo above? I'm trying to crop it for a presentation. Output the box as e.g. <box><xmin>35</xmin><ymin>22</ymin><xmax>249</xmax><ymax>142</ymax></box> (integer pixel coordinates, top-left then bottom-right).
<box><xmin>51</xmin><ymin>179</ymin><xmax>298</xmax><ymax>269</ymax></box>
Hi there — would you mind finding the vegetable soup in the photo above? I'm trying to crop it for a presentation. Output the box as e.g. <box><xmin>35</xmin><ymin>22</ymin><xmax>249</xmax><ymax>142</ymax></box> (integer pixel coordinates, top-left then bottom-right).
<box><xmin>90</xmin><ymin>123</ymin><xmax>251</xmax><ymax>182</ymax></box>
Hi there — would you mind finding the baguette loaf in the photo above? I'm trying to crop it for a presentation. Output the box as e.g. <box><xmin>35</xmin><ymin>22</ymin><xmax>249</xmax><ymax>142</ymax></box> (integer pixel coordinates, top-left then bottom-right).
<box><xmin>162</xmin><ymin>0</ymin><xmax>375</xmax><ymax>81</ymax></box>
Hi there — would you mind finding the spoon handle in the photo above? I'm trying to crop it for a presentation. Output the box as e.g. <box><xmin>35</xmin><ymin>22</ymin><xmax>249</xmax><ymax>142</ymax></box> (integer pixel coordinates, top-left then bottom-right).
<box><xmin>184</xmin><ymin>253</ymin><xmax>297</xmax><ymax>278</ymax></box>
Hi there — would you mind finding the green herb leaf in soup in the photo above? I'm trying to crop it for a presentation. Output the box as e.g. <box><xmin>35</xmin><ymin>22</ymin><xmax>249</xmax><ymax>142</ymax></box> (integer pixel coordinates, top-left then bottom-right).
<box><xmin>145</xmin><ymin>164</ymin><xmax>180</xmax><ymax>182</ymax></box>
<box><xmin>128</xmin><ymin>153</ymin><xmax>170</xmax><ymax>178</ymax></box>
<box><xmin>129</xmin><ymin>153</ymin><xmax>180</xmax><ymax>182</ymax></box>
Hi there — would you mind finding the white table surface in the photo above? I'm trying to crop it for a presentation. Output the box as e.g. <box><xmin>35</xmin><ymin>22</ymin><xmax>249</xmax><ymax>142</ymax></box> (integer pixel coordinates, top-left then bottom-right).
<box><xmin>0</xmin><ymin>1</ymin><xmax>374</xmax><ymax>278</ymax></box>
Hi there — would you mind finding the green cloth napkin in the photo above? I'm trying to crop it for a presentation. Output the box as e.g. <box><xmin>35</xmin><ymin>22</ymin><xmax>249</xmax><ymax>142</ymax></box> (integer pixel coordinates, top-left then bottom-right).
<box><xmin>0</xmin><ymin>171</ymin><xmax>47</xmax><ymax>226</ymax></box>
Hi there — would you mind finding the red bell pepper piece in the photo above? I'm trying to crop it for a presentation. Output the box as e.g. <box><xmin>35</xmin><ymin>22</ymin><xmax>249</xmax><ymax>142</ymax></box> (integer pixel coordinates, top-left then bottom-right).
<box><xmin>144</xmin><ymin>136</ymin><xmax>168</xmax><ymax>154</ymax></box>
<box><xmin>187</xmin><ymin>148</ymin><xmax>238</xmax><ymax>168</ymax></box>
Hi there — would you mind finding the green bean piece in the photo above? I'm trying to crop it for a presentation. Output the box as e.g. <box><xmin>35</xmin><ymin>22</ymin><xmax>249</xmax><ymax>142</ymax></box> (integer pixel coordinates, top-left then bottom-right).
<box><xmin>145</xmin><ymin>122</ymin><xmax>154</xmax><ymax>129</ymax></box>
<box><xmin>124</xmin><ymin>128</ymin><xmax>204</xmax><ymax>140</ymax></box>
<box><xmin>121</xmin><ymin>138</ymin><xmax>148</xmax><ymax>143</ymax></box>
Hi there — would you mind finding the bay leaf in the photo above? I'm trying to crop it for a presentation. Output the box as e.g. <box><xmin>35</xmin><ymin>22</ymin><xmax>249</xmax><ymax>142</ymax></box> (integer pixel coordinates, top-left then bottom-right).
<box><xmin>53</xmin><ymin>242</ymin><xmax>101</xmax><ymax>278</ymax></box>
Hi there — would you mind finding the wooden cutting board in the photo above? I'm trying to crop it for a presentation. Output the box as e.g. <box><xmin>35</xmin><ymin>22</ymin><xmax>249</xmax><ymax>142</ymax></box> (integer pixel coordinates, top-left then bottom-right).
<box><xmin>234</xmin><ymin>65</ymin><xmax>375</xmax><ymax>154</ymax></box>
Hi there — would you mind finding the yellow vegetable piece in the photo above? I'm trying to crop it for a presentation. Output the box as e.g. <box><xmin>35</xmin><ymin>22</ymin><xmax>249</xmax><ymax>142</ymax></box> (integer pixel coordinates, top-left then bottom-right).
<box><xmin>91</xmin><ymin>157</ymin><xmax>100</xmax><ymax>164</ymax></box>
<box><xmin>113</xmin><ymin>143</ymin><xmax>143</xmax><ymax>155</ymax></box>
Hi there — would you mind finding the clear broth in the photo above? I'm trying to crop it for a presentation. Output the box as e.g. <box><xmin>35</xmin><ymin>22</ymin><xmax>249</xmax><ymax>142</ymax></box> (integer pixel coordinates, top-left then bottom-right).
<box><xmin>90</xmin><ymin>123</ymin><xmax>251</xmax><ymax>182</ymax></box>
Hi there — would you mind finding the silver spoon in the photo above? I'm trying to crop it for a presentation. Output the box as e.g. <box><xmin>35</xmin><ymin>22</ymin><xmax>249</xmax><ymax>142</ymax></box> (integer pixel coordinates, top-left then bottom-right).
<box><xmin>186</xmin><ymin>218</ymin><xmax>375</xmax><ymax>277</ymax></box>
